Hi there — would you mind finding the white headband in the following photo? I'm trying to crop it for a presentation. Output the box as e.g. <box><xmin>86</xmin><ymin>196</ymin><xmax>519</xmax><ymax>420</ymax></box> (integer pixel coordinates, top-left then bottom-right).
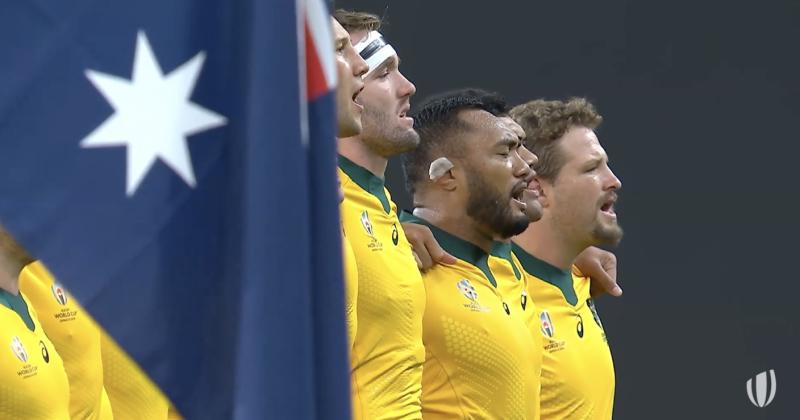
<box><xmin>353</xmin><ymin>31</ymin><xmax>397</xmax><ymax>77</ymax></box>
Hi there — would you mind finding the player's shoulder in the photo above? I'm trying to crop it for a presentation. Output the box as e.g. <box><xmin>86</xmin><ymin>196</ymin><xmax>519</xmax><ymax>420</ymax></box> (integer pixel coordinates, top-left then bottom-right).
<box><xmin>337</xmin><ymin>166</ymin><xmax>356</xmax><ymax>188</ymax></box>
<box><xmin>424</xmin><ymin>258</ymin><xmax>470</xmax><ymax>280</ymax></box>
<box><xmin>19</xmin><ymin>260</ymin><xmax>54</xmax><ymax>288</ymax></box>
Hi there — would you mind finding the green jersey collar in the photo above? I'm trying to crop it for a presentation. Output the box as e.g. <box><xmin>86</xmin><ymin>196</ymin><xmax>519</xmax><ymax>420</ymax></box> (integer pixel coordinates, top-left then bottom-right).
<box><xmin>338</xmin><ymin>155</ymin><xmax>391</xmax><ymax>214</ymax></box>
<box><xmin>511</xmin><ymin>242</ymin><xmax>578</xmax><ymax>306</ymax></box>
<box><xmin>490</xmin><ymin>242</ymin><xmax>522</xmax><ymax>280</ymax></box>
<box><xmin>0</xmin><ymin>290</ymin><xmax>35</xmax><ymax>331</ymax></box>
<box><xmin>400</xmin><ymin>212</ymin><xmax>497</xmax><ymax>287</ymax></box>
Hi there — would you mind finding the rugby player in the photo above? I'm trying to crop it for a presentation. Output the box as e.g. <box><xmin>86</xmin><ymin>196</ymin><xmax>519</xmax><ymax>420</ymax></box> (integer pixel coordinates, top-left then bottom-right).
<box><xmin>332</xmin><ymin>15</ymin><xmax>369</xmax><ymax>351</ymax></box>
<box><xmin>510</xmin><ymin>98</ymin><xmax>621</xmax><ymax>419</ymax></box>
<box><xmin>335</xmin><ymin>10</ymin><xmax>428</xmax><ymax>418</ymax></box>
<box><xmin>402</xmin><ymin>89</ymin><xmax>541</xmax><ymax>418</ymax></box>
<box><xmin>0</xmin><ymin>226</ymin><xmax>70</xmax><ymax>419</ymax></box>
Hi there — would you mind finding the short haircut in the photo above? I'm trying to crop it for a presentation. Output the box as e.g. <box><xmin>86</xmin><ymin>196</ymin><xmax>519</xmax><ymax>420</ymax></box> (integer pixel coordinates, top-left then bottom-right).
<box><xmin>509</xmin><ymin>98</ymin><xmax>602</xmax><ymax>181</ymax></box>
<box><xmin>333</xmin><ymin>9</ymin><xmax>382</xmax><ymax>33</ymax></box>
<box><xmin>403</xmin><ymin>88</ymin><xmax>507</xmax><ymax>196</ymax></box>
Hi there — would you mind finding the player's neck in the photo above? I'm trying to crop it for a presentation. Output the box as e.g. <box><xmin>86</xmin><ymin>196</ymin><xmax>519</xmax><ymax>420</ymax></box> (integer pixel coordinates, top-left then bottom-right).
<box><xmin>513</xmin><ymin>221</ymin><xmax>582</xmax><ymax>271</ymax></box>
<box><xmin>413</xmin><ymin>207</ymin><xmax>495</xmax><ymax>253</ymax></box>
<box><xmin>338</xmin><ymin>136</ymin><xmax>388</xmax><ymax>179</ymax></box>
<box><xmin>0</xmin><ymin>267</ymin><xmax>20</xmax><ymax>295</ymax></box>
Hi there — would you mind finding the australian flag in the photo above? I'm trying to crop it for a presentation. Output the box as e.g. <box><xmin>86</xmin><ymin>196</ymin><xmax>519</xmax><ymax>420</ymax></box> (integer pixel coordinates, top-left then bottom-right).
<box><xmin>0</xmin><ymin>0</ymin><xmax>350</xmax><ymax>418</ymax></box>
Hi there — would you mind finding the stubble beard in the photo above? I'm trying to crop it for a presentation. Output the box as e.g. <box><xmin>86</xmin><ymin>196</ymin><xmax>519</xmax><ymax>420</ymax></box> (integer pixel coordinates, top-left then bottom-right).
<box><xmin>360</xmin><ymin>106</ymin><xmax>419</xmax><ymax>157</ymax></box>
<box><xmin>592</xmin><ymin>220</ymin><xmax>624</xmax><ymax>247</ymax></box>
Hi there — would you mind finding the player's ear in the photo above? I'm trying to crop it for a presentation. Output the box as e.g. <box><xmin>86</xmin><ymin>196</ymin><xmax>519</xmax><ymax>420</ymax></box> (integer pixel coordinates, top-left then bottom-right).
<box><xmin>428</xmin><ymin>157</ymin><xmax>457</xmax><ymax>192</ymax></box>
<box><xmin>435</xmin><ymin>164</ymin><xmax>458</xmax><ymax>192</ymax></box>
<box><xmin>536</xmin><ymin>175</ymin><xmax>553</xmax><ymax>208</ymax></box>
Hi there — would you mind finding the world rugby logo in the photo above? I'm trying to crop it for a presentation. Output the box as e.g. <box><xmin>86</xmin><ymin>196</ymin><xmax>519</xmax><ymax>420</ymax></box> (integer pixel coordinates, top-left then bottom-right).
<box><xmin>51</xmin><ymin>283</ymin><xmax>68</xmax><ymax>306</ymax></box>
<box><xmin>746</xmin><ymin>369</ymin><xmax>776</xmax><ymax>408</ymax></box>
<box><xmin>11</xmin><ymin>336</ymin><xmax>28</xmax><ymax>363</ymax></box>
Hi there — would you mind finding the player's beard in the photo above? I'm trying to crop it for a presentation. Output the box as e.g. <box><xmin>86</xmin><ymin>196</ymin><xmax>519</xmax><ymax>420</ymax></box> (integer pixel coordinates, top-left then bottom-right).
<box><xmin>465</xmin><ymin>171</ymin><xmax>529</xmax><ymax>240</ymax></box>
<box><xmin>360</xmin><ymin>105</ymin><xmax>419</xmax><ymax>157</ymax></box>
<box><xmin>592</xmin><ymin>219</ymin><xmax>623</xmax><ymax>246</ymax></box>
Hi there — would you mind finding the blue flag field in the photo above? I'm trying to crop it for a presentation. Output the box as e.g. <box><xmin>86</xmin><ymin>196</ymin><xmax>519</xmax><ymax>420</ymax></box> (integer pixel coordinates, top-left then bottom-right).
<box><xmin>0</xmin><ymin>0</ymin><xmax>350</xmax><ymax>418</ymax></box>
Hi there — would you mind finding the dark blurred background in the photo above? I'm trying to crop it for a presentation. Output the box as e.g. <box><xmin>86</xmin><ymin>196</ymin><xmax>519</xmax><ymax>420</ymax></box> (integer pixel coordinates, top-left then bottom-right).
<box><xmin>338</xmin><ymin>0</ymin><xmax>799</xmax><ymax>418</ymax></box>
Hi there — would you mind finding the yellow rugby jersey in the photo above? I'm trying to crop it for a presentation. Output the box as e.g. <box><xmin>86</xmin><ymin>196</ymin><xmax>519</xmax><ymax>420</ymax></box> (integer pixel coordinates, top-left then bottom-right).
<box><xmin>512</xmin><ymin>244</ymin><xmax>615</xmax><ymax>420</ymax></box>
<box><xmin>490</xmin><ymin>242</ymin><xmax>543</xmax><ymax>420</ymax></box>
<box><xmin>19</xmin><ymin>261</ymin><xmax>113</xmax><ymax>420</ymax></box>
<box><xmin>0</xmin><ymin>289</ymin><xmax>70</xmax><ymax>419</ymax></box>
<box><xmin>167</xmin><ymin>407</ymin><xmax>184</xmax><ymax>419</ymax></box>
<box><xmin>338</xmin><ymin>156</ymin><xmax>426</xmax><ymax>420</ymax></box>
<box><xmin>101</xmin><ymin>332</ymin><xmax>171</xmax><ymax>420</ymax></box>
<box><xmin>403</xmin><ymin>216</ymin><xmax>539</xmax><ymax>420</ymax></box>
<box><xmin>342</xmin><ymin>233</ymin><xmax>358</xmax><ymax>351</ymax></box>
<box><xmin>342</xmin><ymin>232</ymin><xmax>359</xmax><ymax>419</ymax></box>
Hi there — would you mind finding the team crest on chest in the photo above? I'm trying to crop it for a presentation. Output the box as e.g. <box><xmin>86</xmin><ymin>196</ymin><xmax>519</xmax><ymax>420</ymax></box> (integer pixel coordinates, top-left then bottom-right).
<box><xmin>457</xmin><ymin>279</ymin><xmax>489</xmax><ymax>313</ymax></box>
<box><xmin>11</xmin><ymin>336</ymin><xmax>28</xmax><ymax>363</ymax></box>
<box><xmin>51</xmin><ymin>283</ymin><xmax>68</xmax><ymax>305</ymax></box>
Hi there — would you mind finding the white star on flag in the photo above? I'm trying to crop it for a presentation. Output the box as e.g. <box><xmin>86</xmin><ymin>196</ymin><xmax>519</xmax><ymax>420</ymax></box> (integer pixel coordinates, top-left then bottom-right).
<box><xmin>81</xmin><ymin>30</ymin><xmax>227</xmax><ymax>196</ymax></box>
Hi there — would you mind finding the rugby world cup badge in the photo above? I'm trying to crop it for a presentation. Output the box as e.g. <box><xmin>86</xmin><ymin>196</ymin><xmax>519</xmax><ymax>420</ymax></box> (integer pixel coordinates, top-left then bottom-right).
<box><xmin>11</xmin><ymin>336</ymin><xmax>28</xmax><ymax>363</ymax></box>
<box><xmin>51</xmin><ymin>283</ymin><xmax>68</xmax><ymax>306</ymax></box>
<box><xmin>457</xmin><ymin>279</ymin><xmax>479</xmax><ymax>302</ymax></box>
<box><xmin>361</xmin><ymin>210</ymin><xmax>383</xmax><ymax>251</ymax></box>
<box><xmin>360</xmin><ymin>210</ymin><xmax>374</xmax><ymax>237</ymax></box>
<box><xmin>458</xmin><ymin>279</ymin><xmax>488</xmax><ymax>312</ymax></box>
<box><xmin>540</xmin><ymin>311</ymin><xmax>555</xmax><ymax>338</ymax></box>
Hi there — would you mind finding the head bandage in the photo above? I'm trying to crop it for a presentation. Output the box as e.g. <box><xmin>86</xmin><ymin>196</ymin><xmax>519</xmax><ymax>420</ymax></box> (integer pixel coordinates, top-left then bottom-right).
<box><xmin>354</xmin><ymin>31</ymin><xmax>397</xmax><ymax>78</ymax></box>
<box><xmin>429</xmin><ymin>157</ymin><xmax>454</xmax><ymax>181</ymax></box>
